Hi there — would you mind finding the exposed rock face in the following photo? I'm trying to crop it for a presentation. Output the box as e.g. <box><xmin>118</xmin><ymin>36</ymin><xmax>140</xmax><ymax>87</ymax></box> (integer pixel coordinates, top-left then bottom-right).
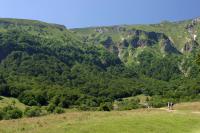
<box><xmin>127</xmin><ymin>30</ymin><xmax>158</xmax><ymax>48</ymax></box>
<box><xmin>131</xmin><ymin>39</ymin><xmax>150</xmax><ymax>48</ymax></box>
<box><xmin>101</xmin><ymin>36</ymin><xmax>119</xmax><ymax>54</ymax></box>
<box><xmin>184</xmin><ymin>42</ymin><xmax>192</xmax><ymax>52</ymax></box>
<box><xmin>162</xmin><ymin>38</ymin><xmax>181</xmax><ymax>54</ymax></box>
<box><xmin>185</xmin><ymin>17</ymin><xmax>199</xmax><ymax>41</ymax></box>
<box><xmin>183</xmin><ymin>41</ymin><xmax>199</xmax><ymax>52</ymax></box>
<box><xmin>120</xmin><ymin>39</ymin><xmax>129</xmax><ymax>48</ymax></box>
<box><xmin>101</xmin><ymin>36</ymin><xmax>114</xmax><ymax>48</ymax></box>
<box><xmin>99</xmin><ymin>29</ymin><xmax>181</xmax><ymax>57</ymax></box>
<box><xmin>122</xmin><ymin>30</ymin><xmax>180</xmax><ymax>54</ymax></box>
<box><xmin>183</xmin><ymin>17</ymin><xmax>200</xmax><ymax>52</ymax></box>
<box><xmin>192</xmin><ymin>17</ymin><xmax>200</xmax><ymax>24</ymax></box>
<box><xmin>186</xmin><ymin>25</ymin><xmax>197</xmax><ymax>41</ymax></box>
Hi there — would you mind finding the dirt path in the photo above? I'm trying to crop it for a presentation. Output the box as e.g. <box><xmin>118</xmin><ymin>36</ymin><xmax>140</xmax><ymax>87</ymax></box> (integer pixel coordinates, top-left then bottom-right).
<box><xmin>159</xmin><ymin>107</ymin><xmax>200</xmax><ymax>115</ymax></box>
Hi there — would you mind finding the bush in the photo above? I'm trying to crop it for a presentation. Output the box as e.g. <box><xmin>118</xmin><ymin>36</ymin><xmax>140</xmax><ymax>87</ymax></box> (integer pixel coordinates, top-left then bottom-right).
<box><xmin>0</xmin><ymin>110</ymin><xmax>5</xmax><ymax>120</ymax></box>
<box><xmin>149</xmin><ymin>100</ymin><xmax>166</xmax><ymax>108</ymax></box>
<box><xmin>117</xmin><ymin>99</ymin><xmax>140</xmax><ymax>110</ymax></box>
<box><xmin>54</xmin><ymin>107</ymin><xmax>65</xmax><ymax>114</ymax></box>
<box><xmin>46</xmin><ymin>103</ymin><xmax>56</xmax><ymax>113</ymax></box>
<box><xmin>79</xmin><ymin>104</ymin><xmax>91</xmax><ymax>111</ymax></box>
<box><xmin>46</xmin><ymin>103</ymin><xmax>65</xmax><ymax>114</ymax></box>
<box><xmin>24</xmin><ymin>106</ymin><xmax>42</xmax><ymax>117</ymax></box>
<box><xmin>99</xmin><ymin>102</ymin><xmax>113</xmax><ymax>111</ymax></box>
<box><xmin>7</xmin><ymin>108</ymin><xmax>23</xmax><ymax>119</ymax></box>
<box><xmin>2</xmin><ymin>105</ymin><xmax>23</xmax><ymax>119</ymax></box>
<box><xmin>0</xmin><ymin>96</ymin><xmax>3</xmax><ymax>100</ymax></box>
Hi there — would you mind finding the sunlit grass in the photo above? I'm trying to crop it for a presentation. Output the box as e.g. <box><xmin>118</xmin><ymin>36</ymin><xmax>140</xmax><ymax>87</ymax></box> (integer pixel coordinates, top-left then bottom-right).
<box><xmin>0</xmin><ymin>96</ymin><xmax>26</xmax><ymax>110</ymax></box>
<box><xmin>0</xmin><ymin>108</ymin><xmax>200</xmax><ymax>133</ymax></box>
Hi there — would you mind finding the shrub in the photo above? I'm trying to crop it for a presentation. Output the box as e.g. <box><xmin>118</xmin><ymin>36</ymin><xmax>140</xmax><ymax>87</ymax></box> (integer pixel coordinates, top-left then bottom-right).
<box><xmin>0</xmin><ymin>110</ymin><xmax>5</xmax><ymax>120</ymax></box>
<box><xmin>7</xmin><ymin>108</ymin><xmax>23</xmax><ymax>119</ymax></box>
<box><xmin>24</xmin><ymin>106</ymin><xmax>42</xmax><ymax>117</ymax></box>
<box><xmin>79</xmin><ymin>104</ymin><xmax>91</xmax><ymax>111</ymax></box>
<box><xmin>0</xmin><ymin>96</ymin><xmax>3</xmax><ymax>100</ymax></box>
<box><xmin>99</xmin><ymin>102</ymin><xmax>113</xmax><ymax>111</ymax></box>
<box><xmin>117</xmin><ymin>99</ymin><xmax>140</xmax><ymax>110</ymax></box>
<box><xmin>2</xmin><ymin>105</ymin><xmax>23</xmax><ymax>119</ymax></box>
<box><xmin>46</xmin><ymin>103</ymin><xmax>56</xmax><ymax>113</ymax></box>
<box><xmin>54</xmin><ymin>107</ymin><xmax>65</xmax><ymax>114</ymax></box>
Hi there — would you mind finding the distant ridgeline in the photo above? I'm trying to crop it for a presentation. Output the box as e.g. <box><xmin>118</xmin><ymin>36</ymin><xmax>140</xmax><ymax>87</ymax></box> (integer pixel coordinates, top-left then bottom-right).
<box><xmin>0</xmin><ymin>18</ymin><xmax>200</xmax><ymax>110</ymax></box>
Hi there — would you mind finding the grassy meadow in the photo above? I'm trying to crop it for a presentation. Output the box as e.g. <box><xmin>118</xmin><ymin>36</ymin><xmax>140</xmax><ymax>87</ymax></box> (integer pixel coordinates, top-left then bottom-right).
<box><xmin>0</xmin><ymin>107</ymin><xmax>200</xmax><ymax>133</ymax></box>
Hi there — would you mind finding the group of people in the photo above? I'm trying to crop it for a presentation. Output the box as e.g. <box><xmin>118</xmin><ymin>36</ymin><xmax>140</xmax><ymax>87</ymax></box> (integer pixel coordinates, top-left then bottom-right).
<box><xmin>167</xmin><ymin>102</ymin><xmax>174</xmax><ymax>110</ymax></box>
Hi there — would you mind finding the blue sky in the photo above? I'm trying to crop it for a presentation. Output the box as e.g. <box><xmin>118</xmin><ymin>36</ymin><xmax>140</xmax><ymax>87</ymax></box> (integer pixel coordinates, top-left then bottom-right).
<box><xmin>0</xmin><ymin>0</ymin><xmax>199</xmax><ymax>28</ymax></box>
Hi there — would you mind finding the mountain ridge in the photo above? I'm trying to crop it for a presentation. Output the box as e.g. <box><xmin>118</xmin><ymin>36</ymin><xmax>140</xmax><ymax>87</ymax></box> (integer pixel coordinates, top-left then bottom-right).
<box><xmin>72</xmin><ymin>17</ymin><xmax>200</xmax><ymax>52</ymax></box>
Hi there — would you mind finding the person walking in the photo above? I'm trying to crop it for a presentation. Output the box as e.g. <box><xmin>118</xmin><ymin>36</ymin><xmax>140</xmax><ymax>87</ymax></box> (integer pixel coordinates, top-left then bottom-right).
<box><xmin>168</xmin><ymin>102</ymin><xmax>170</xmax><ymax>110</ymax></box>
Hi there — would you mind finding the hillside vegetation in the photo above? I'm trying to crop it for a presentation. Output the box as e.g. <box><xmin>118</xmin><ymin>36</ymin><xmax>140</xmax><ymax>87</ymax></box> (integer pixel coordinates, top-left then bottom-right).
<box><xmin>0</xmin><ymin>96</ymin><xmax>26</xmax><ymax>110</ymax></box>
<box><xmin>0</xmin><ymin>18</ymin><xmax>200</xmax><ymax>114</ymax></box>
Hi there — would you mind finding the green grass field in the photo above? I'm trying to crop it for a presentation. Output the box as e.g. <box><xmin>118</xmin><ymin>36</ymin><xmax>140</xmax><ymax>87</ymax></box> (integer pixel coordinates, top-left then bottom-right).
<box><xmin>1</xmin><ymin>105</ymin><xmax>200</xmax><ymax>133</ymax></box>
<box><xmin>1</xmin><ymin>97</ymin><xmax>200</xmax><ymax>133</ymax></box>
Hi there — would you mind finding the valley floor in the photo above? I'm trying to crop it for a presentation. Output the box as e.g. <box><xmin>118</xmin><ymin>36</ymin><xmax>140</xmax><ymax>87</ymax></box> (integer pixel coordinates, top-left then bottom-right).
<box><xmin>1</xmin><ymin>107</ymin><xmax>200</xmax><ymax>133</ymax></box>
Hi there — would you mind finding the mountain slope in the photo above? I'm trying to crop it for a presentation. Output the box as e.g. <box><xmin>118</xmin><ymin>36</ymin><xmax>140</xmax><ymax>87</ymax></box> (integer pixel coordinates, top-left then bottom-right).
<box><xmin>0</xmin><ymin>18</ymin><xmax>81</xmax><ymax>45</ymax></box>
<box><xmin>73</xmin><ymin>18</ymin><xmax>200</xmax><ymax>80</ymax></box>
<box><xmin>0</xmin><ymin>18</ymin><xmax>199</xmax><ymax>110</ymax></box>
<box><xmin>73</xmin><ymin>17</ymin><xmax>200</xmax><ymax>54</ymax></box>
<box><xmin>0</xmin><ymin>18</ymin><xmax>141</xmax><ymax>108</ymax></box>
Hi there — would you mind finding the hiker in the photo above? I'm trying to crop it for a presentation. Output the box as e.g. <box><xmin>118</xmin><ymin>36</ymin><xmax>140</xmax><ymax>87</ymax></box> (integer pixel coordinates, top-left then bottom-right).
<box><xmin>171</xmin><ymin>102</ymin><xmax>174</xmax><ymax>110</ymax></box>
<box><xmin>168</xmin><ymin>102</ymin><xmax>170</xmax><ymax>110</ymax></box>
<box><xmin>167</xmin><ymin>102</ymin><xmax>174</xmax><ymax>110</ymax></box>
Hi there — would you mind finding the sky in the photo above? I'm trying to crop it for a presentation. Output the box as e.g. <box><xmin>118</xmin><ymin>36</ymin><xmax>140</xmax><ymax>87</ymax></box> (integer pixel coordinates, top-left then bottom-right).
<box><xmin>0</xmin><ymin>0</ymin><xmax>199</xmax><ymax>28</ymax></box>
